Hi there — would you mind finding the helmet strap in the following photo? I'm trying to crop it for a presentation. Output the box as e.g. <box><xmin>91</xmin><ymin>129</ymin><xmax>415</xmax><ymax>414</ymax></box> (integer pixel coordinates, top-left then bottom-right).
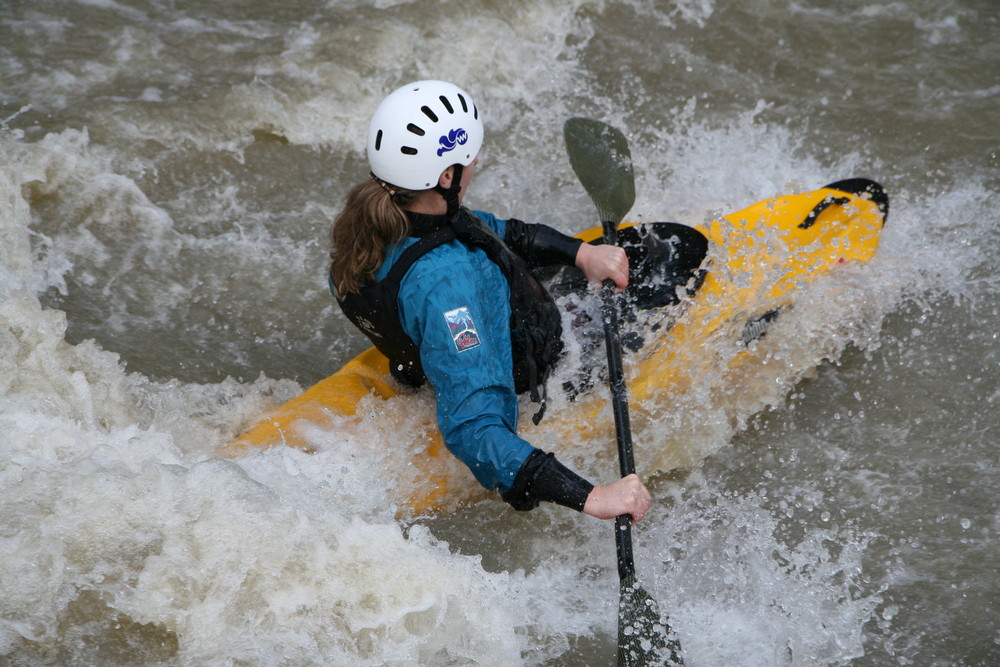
<box><xmin>434</xmin><ymin>164</ymin><xmax>464</xmax><ymax>217</ymax></box>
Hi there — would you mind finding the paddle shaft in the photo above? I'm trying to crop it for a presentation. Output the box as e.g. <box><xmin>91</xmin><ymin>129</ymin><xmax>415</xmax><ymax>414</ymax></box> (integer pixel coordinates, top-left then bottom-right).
<box><xmin>564</xmin><ymin>117</ymin><xmax>682</xmax><ymax>665</ymax></box>
<box><xmin>600</xmin><ymin>219</ymin><xmax>638</xmax><ymax>582</ymax></box>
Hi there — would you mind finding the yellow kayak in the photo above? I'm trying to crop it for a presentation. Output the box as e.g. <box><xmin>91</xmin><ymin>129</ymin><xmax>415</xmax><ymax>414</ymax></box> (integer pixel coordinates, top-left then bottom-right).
<box><xmin>220</xmin><ymin>178</ymin><xmax>887</xmax><ymax>513</ymax></box>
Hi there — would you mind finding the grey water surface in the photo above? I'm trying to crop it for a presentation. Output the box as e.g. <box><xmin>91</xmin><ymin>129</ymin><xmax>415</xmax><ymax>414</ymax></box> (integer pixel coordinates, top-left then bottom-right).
<box><xmin>1</xmin><ymin>1</ymin><xmax>997</xmax><ymax>664</ymax></box>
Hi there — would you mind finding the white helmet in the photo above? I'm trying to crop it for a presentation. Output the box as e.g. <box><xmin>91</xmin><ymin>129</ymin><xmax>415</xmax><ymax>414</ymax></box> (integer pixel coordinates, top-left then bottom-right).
<box><xmin>367</xmin><ymin>80</ymin><xmax>484</xmax><ymax>191</ymax></box>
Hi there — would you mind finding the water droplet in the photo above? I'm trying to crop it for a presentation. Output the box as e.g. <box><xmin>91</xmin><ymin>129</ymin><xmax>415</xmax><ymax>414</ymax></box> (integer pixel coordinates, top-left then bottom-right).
<box><xmin>881</xmin><ymin>604</ymin><xmax>899</xmax><ymax>620</ymax></box>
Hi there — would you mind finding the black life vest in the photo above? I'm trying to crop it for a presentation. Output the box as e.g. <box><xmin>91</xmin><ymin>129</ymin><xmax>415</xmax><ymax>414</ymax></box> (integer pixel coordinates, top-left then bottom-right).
<box><xmin>336</xmin><ymin>208</ymin><xmax>563</xmax><ymax>419</ymax></box>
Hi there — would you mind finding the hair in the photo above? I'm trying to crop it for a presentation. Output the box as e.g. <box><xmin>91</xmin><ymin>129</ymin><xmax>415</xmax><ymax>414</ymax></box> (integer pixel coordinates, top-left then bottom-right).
<box><xmin>328</xmin><ymin>178</ymin><xmax>419</xmax><ymax>297</ymax></box>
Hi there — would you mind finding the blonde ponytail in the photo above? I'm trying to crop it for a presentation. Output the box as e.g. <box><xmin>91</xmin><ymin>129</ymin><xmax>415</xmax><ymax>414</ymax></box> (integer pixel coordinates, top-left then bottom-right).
<box><xmin>329</xmin><ymin>179</ymin><xmax>418</xmax><ymax>297</ymax></box>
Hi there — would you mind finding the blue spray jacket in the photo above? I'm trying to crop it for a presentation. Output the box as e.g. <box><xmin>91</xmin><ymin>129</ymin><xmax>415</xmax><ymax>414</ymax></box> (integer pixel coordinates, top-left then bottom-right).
<box><xmin>376</xmin><ymin>211</ymin><xmax>534</xmax><ymax>492</ymax></box>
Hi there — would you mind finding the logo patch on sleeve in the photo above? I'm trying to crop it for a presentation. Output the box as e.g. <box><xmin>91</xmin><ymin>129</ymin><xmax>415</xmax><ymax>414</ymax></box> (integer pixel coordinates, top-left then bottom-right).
<box><xmin>443</xmin><ymin>306</ymin><xmax>481</xmax><ymax>353</ymax></box>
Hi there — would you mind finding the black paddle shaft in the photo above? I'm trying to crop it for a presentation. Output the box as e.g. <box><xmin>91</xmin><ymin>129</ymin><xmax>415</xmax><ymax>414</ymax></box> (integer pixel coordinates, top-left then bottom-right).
<box><xmin>565</xmin><ymin>118</ymin><xmax>684</xmax><ymax>665</ymax></box>
<box><xmin>601</xmin><ymin>219</ymin><xmax>638</xmax><ymax>582</ymax></box>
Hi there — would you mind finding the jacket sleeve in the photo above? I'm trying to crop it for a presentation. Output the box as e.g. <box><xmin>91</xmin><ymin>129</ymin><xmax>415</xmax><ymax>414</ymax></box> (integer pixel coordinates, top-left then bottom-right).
<box><xmin>397</xmin><ymin>233</ymin><xmax>595</xmax><ymax>511</ymax></box>
<box><xmin>397</xmin><ymin>246</ymin><xmax>535</xmax><ymax>493</ymax></box>
<box><xmin>473</xmin><ymin>210</ymin><xmax>583</xmax><ymax>268</ymax></box>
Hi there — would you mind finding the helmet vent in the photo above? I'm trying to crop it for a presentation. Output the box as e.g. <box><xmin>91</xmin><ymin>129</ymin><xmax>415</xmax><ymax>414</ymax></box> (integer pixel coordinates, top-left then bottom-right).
<box><xmin>420</xmin><ymin>106</ymin><xmax>438</xmax><ymax>123</ymax></box>
<box><xmin>439</xmin><ymin>96</ymin><xmax>454</xmax><ymax>114</ymax></box>
<box><xmin>406</xmin><ymin>123</ymin><xmax>425</xmax><ymax>136</ymax></box>
<box><xmin>473</xmin><ymin>104</ymin><xmax>478</xmax><ymax>120</ymax></box>
<box><xmin>457</xmin><ymin>94</ymin><xmax>468</xmax><ymax>113</ymax></box>
<box><xmin>400</xmin><ymin>146</ymin><xmax>418</xmax><ymax>156</ymax></box>
<box><xmin>374</xmin><ymin>130</ymin><xmax>383</xmax><ymax>151</ymax></box>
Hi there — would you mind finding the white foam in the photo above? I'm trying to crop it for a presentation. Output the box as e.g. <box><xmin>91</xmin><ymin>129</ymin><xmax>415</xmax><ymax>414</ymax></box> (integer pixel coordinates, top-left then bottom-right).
<box><xmin>3</xmin><ymin>0</ymin><xmax>997</xmax><ymax>662</ymax></box>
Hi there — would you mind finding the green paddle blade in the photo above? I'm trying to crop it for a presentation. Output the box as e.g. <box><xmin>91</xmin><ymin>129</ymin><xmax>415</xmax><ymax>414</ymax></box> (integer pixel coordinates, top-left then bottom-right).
<box><xmin>563</xmin><ymin>117</ymin><xmax>636</xmax><ymax>225</ymax></box>
<box><xmin>618</xmin><ymin>576</ymin><xmax>684</xmax><ymax>666</ymax></box>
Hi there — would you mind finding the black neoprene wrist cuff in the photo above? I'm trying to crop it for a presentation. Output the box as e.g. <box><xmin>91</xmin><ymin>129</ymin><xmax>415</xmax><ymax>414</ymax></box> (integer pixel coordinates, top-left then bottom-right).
<box><xmin>501</xmin><ymin>449</ymin><xmax>595</xmax><ymax>512</ymax></box>
<box><xmin>504</xmin><ymin>219</ymin><xmax>584</xmax><ymax>267</ymax></box>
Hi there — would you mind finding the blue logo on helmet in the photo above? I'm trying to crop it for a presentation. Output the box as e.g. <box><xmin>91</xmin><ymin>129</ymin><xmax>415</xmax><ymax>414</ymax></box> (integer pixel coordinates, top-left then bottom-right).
<box><xmin>437</xmin><ymin>128</ymin><xmax>468</xmax><ymax>157</ymax></box>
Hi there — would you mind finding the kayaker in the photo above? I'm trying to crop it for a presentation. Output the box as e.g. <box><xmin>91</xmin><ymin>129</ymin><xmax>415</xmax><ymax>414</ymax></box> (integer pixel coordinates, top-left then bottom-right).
<box><xmin>328</xmin><ymin>80</ymin><xmax>652</xmax><ymax>523</ymax></box>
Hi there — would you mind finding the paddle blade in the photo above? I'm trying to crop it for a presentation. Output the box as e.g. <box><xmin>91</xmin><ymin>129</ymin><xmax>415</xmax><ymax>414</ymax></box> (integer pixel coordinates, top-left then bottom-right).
<box><xmin>564</xmin><ymin>117</ymin><xmax>636</xmax><ymax>225</ymax></box>
<box><xmin>618</xmin><ymin>575</ymin><xmax>684</xmax><ymax>667</ymax></box>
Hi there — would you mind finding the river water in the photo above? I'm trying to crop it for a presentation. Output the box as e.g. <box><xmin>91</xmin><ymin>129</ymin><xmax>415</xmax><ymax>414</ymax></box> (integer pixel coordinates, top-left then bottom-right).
<box><xmin>1</xmin><ymin>1</ymin><xmax>997</xmax><ymax>665</ymax></box>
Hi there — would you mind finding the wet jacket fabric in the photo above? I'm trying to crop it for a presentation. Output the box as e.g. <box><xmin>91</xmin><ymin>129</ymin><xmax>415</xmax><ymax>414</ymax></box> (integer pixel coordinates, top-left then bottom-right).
<box><xmin>338</xmin><ymin>209</ymin><xmax>566</xmax><ymax>405</ymax></box>
<box><xmin>362</xmin><ymin>209</ymin><xmax>579</xmax><ymax>494</ymax></box>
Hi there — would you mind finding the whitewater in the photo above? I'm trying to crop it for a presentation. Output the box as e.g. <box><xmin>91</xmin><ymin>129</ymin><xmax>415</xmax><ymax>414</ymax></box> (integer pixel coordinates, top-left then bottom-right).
<box><xmin>1</xmin><ymin>1</ymin><xmax>997</xmax><ymax>664</ymax></box>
